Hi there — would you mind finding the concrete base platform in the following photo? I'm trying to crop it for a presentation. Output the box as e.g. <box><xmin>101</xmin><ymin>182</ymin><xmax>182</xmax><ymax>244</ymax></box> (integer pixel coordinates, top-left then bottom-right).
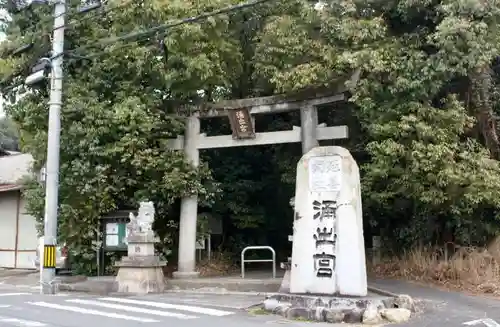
<box><xmin>56</xmin><ymin>271</ymin><xmax>283</xmax><ymax>295</ymax></box>
<box><xmin>54</xmin><ymin>271</ymin><xmax>404</xmax><ymax>299</ymax></box>
<box><xmin>58</xmin><ymin>276</ymin><xmax>118</xmax><ymax>294</ymax></box>
<box><xmin>172</xmin><ymin>271</ymin><xmax>200</xmax><ymax>279</ymax></box>
<box><xmin>169</xmin><ymin>276</ymin><xmax>282</xmax><ymax>293</ymax></box>
<box><xmin>55</xmin><ymin>272</ymin><xmax>283</xmax><ymax>295</ymax></box>
<box><xmin>170</xmin><ymin>270</ymin><xmax>283</xmax><ymax>293</ymax></box>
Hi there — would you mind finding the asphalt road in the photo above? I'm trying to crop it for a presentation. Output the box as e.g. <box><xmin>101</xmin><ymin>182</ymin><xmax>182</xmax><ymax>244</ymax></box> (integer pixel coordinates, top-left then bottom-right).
<box><xmin>370</xmin><ymin>279</ymin><xmax>500</xmax><ymax>327</ymax></box>
<box><xmin>0</xmin><ymin>286</ymin><xmax>331</xmax><ymax>327</ymax></box>
<box><xmin>1</xmin><ymin>276</ymin><xmax>500</xmax><ymax>327</ymax></box>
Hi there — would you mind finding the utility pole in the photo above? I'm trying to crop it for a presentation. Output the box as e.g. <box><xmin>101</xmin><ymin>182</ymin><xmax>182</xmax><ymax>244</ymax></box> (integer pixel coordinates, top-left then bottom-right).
<box><xmin>41</xmin><ymin>0</ymin><xmax>66</xmax><ymax>295</ymax></box>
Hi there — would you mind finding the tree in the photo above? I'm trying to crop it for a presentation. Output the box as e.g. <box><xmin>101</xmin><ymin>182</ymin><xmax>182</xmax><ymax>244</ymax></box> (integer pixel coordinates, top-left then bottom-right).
<box><xmin>0</xmin><ymin>116</ymin><xmax>19</xmax><ymax>151</ymax></box>
<box><xmin>5</xmin><ymin>0</ymin><xmax>500</xmax><ymax>271</ymax></box>
<box><xmin>254</xmin><ymin>0</ymin><xmax>500</xmax><ymax>249</ymax></box>
<box><xmin>0</xmin><ymin>0</ymin><xmax>243</xmax><ymax>273</ymax></box>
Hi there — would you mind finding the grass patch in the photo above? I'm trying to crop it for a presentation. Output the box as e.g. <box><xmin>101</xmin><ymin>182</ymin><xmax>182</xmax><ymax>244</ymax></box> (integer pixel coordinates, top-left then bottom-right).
<box><xmin>196</xmin><ymin>251</ymin><xmax>239</xmax><ymax>277</ymax></box>
<box><xmin>369</xmin><ymin>244</ymin><xmax>500</xmax><ymax>295</ymax></box>
<box><xmin>248</xmin><ymin>307</ymin><xmax>270</xmax><ymax>315</ymax></box>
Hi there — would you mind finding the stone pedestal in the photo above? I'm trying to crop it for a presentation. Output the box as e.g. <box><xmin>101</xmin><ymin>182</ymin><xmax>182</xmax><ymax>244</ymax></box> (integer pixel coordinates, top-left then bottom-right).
<box><xmin>115</xmin><ymin>232</ymin><xmax>167</xmax><ymax>294</ymax></box>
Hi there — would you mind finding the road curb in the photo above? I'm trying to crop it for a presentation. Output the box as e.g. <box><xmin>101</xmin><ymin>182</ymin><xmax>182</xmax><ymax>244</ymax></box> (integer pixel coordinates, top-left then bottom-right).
<box><xmin>56</xmin><ymin>283</ymin><xmax>273</xmax><ymax>297</ymax></box>
<box><xmin>57</xmin><ymin>283</ymin><xmax>114</xmax><ymax>295</ymax></box>
<box><xmin>368</xmin><ymin>285</ymin><xmax>399</xmax><ymax>297</ymax></box>
<box><xmin>56</xmin><ymin>282</ymin><xmax>278</xmax><ymax>298</ymax></box>
<box><xmin>52</xmin><ymin>280</ymin><xmax>400</xmax><ymax>299</ymax></box>
<box><xmin>166</xmin><ymin>289</ymin><xmax>275</xmax><ymax>297</ymax></box>
<box><xmin>55</xmin><ymin>284</ymin><xmax>398</xmax><ymax>299</ymax></box>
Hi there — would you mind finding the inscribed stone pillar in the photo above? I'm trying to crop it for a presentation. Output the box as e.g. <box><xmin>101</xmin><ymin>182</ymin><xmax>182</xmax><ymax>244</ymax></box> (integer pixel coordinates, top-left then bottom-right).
<box><xmin>289</xmin><ymin>146</ymin><xmax>367</xmax><ymax>296</ymax></box>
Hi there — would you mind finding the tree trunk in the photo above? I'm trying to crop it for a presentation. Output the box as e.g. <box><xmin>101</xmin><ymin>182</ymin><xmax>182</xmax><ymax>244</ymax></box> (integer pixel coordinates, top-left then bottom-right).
<box><xmin>470</xmin><ymin>65</ymin><xmax>500</xmax><ymax>160</ymax></box>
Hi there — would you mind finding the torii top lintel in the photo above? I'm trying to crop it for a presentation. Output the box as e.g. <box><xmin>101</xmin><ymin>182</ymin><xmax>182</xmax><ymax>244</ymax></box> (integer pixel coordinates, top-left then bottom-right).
<box><xmin>181</xmin><ymin>69</ymin><xmax>361</xmax><ymax>118</ymax></box>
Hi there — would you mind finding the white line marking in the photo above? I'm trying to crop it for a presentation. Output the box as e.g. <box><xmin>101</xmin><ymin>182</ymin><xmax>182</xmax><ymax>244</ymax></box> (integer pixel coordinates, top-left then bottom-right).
<box><xmin>0</xmin><ymin>293</ymin><xmax>28</xmax><ymax>297</ymax></box>
<box><xmin>464</xmin><ymin>319</ymin><xmax>500</xmax><ymax>327</ymax></box>
<box><xmin>99</xmin><ymin>297</ymin><xmax>235</xmax><ymax>316</ymax></box>
<box><xmin>0</xmin><ymin>316</ymin><xmax>46</xmax><ymax>326</ymax></box>
<box><xmin>0</xmin><ymin>305</ymin><xmax>11</xmax><ymax>308</ymax></box>
<box><xmin>66</xmin><ymin>299</ymin><xmax>197</xmax><ymax>319</ymax></box>
<box><xmin>27</xmin><ymin>301</ymin><xmax>159</xmax><ymax>323</ymax></box>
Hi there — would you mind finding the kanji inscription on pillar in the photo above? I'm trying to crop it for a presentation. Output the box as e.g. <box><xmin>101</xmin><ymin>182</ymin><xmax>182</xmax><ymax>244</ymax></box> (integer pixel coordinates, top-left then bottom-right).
<box><xmin>312</xmin><ymin>200</ymin><xmax>338</xmax><ymax>279</ymax></box>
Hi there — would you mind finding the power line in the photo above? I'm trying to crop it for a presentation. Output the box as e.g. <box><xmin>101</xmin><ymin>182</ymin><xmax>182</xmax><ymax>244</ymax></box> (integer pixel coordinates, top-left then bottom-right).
<box><xmin>66</xmin><ymin>0</ymin><xmax>276</xmax><ymax>58</ymax></box>
<box><xmin>2</xmin><ymin>1</ymin><xmax>138</xmax><ymax>84</ymax></box>
<box><xmin>8</xmin><ymin>0</ymin><xmax>137</xmax><ymax>47</ymax></box>
<box><xmin>4</xmin><ymin>0</ymin><xmax>276</xmax><ymax>84</ymax></box>
<box><xmin>64</xmin><ymin>0</ymin><xmax>138</xmax><ymax>28</ymax></box>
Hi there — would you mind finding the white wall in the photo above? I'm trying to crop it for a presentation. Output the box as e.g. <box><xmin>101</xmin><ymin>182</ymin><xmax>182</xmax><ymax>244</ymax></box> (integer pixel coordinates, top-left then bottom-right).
<box><xmin>0</xmin><ymin>191</ymin><xmax>38</xmax><ymax>269</ymax></box>
<box><xmin>16</xmin><ymin>197</ymin><xmax>37</xmax><ymax>268</ymax></box>
<box><xmin>0</xmin><ymin>192</ymin><xmax>18</xmax><ymax>267</ymax></box>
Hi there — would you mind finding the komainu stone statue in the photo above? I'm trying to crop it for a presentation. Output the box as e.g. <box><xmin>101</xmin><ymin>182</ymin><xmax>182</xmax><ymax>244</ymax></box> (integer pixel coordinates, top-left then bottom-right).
<box><xmin>116</xmin><ymin>200</ymin><xmax>166</xmax><ymax>294</ymax></box>
<box><xmin>127</xmin><ymin>212</ymin><xmax>140</xmax><ymax>236</ymax></box>
<box><xmin>127</xmin><ymin>201</ymin><xmax>155</xmax><ymax>236</ymax></box>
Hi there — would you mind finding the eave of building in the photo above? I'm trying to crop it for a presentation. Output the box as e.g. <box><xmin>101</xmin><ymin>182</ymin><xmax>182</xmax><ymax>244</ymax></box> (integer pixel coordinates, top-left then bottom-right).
<box><xmin>0</xmin><ymin>184</ymin><xmax>22</xmax><ymax>193</ymax></box>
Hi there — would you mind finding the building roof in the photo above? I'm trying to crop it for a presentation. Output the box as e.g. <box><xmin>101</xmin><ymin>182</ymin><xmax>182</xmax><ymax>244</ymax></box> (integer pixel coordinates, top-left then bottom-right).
<box><xmin>0</xmin><ymin>148</ymin><xmax>21</xmax><ymax>156</ymax></box>
<box><xmin>0</xmin><ymin>184</ymin><xmax>22</xmax><ymax>192</ymax></box>
<box><xmin>0</xmin><ymin>152</ymin><xmax>34</xmax><ymax>193</ymax></box>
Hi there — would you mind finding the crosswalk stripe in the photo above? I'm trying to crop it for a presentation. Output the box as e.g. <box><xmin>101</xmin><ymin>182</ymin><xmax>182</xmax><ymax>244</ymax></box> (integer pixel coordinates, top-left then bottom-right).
<box><xmin>66</xmin><ymin>299</ymin><xmax>197</xmax><ymax>319</ymax></box>
<box><xmin>27</xmin><ymin>301</ymin><xmax>159</xmax><ymax>323</ymax></box>
<box><xmin>0</xmin><ymin>316</ymin><xmax>46</xmax><ymax>327</ymax></box>
<box><xmin>99</xmin><ymin>297</ymin><xmax>235</xmax><ymax>316</ymax></box>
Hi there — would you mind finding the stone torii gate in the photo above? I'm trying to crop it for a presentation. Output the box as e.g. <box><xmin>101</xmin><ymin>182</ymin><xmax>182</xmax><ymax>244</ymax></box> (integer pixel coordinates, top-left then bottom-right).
<box><xmin>168</xmin><ymin>71</ymin><xmax>360</xmax><ymax>278</ymax></box>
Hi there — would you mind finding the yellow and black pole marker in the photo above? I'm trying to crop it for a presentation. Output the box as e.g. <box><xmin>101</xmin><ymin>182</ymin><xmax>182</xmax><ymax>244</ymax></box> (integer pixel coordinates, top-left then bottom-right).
<box><xmin>43</xmin><ymin>245</ymin><xmax>56</xmax><ymax>269</ymax></box>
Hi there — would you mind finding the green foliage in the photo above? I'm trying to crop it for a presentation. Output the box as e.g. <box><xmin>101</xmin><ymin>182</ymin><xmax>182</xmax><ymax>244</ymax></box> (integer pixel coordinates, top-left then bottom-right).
<box><xmin>0</xmin><ymin>116</ymin><xmax>19</xmax><ymax>150</ymax></box>
<box><xmin>255</xmin><ymin>0</ymin><xmax>500</xmax><ymax>249</ymax></box>
<box><xmin>4</xmin><ymin>0</ymin><xmax>500</xmax><ymax>269</ymax></box>
<box><xmin>0</xmin><ymin>0</ymin><xmax>226</xmax><ymax>274</ymax></box>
